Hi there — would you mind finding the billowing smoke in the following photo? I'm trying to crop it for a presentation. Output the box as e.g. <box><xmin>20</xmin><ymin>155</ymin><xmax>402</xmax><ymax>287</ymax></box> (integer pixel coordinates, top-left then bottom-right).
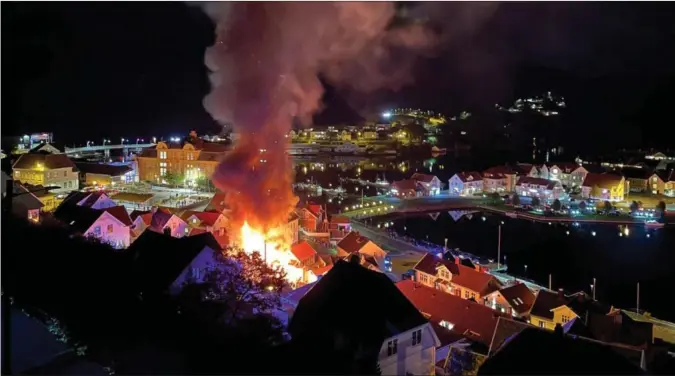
<box><xmin>202</xmin><ymin>2</ymin><xmax>435</xmax><ymax>231</ymax></box>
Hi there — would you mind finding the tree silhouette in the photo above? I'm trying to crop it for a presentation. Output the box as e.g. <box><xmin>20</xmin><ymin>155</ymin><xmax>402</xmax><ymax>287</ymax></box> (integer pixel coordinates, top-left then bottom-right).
<box><xmin>531</xmin><ymin>196</ymin><xmax>541</xmax><ymax>207</ymax></box>
<box><xmin>657</xmin><ymin>200</ymin><xmax>666</xmax><ymax>218</ymax></box>
<box><xmin>629</xmin><ymin>200</ymin><xmax>639</xmax><ymax>214</ymax></box>
<box><xmin>579</xmin><ymin>201</ymin><xmax>587</xmax><ymax>211</ymax></box>
<box><xmin>511</xmin><ymin>194</ymin><xmax>521</xmax><ymax>206</ymax></box>
<box><xmin>552</xmin><ymin>199</ymin><xmax>562</xmax><ymax>211</ymax></box>
<box><xmin>603</xmin><ymin>200</ymin><xmax>613</xmax><ymax>213</ymax></box>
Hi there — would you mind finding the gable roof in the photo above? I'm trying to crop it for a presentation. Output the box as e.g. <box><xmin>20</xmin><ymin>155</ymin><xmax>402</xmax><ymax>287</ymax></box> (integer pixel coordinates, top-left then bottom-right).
<box><xmin>582</xmin><ymin>172</ymin><xmax>625</xmax><ymax>189</ymax></box>
<box><xmin>289</xmin><ymin>260</ymin><xmax>428</xmax><ymax>341</ymax></box>
<box><xmin>397</xmin><ymin>280</ymin><xmax>506</xmax><ymax>346</ymax></box>
<box><xmin>79</xmin><ymin>192</ymin><xmax>109</xmax><ymax>208</ymax></box>
<box><xmin>306</xmin><ymin>204</ymin><xmax>323</xmax><ymax>217</ymax></box>
<box><xmin>13</xmin><ymin>153</ymin><xmax>77</xmax><ymax>170</ymax></box>
<box><xmin>11</xmin><ymin>182</ymin><xmax>45</xmax><ymax>211</ymax></box>
<box><xmin>497</xmin><ymin>282</ymin><xmax>536</xmax><ymax>315</ymax></box>
<box><xmin>130</xmin><ymin>210</ymin><xmax>151</xmax><ymax>221</ymax></box>
<box><xmin>74</xmin><ymin>162</ymin><xmax>132</xmax><ymax>177</ymax></box>
<box><xmin>411</xmin><ymin>173</ymin><xmax>438</xmax><ymax>183</ymax></box>
<box><xmin>53</xmin><ymin>204</ymin><xmax>105</xmax><ymax>233</ymax></box>
<box><xmin>530</xmin><ymin>289</ymin><xmax>571</xmax><ymax>319</ymax></box>
<box><xmin>101</xmin><ymin>206</ymin><xmax>133</xmax><ymax>226</ymax></box>
<box><xmin>478</xmin><ymin>327</ymin><xmax>645</xmax><ymax>375</ymax></box>
<box><xmin>290</xmin><ymin>240</ymin><xmax>317</xmax><ymax>262</ymax></box>
<box><xmin>336</xmin><ymin>231</ymin><xmax>372</xmax><ymax>254</ymax></box>
<box><xmin>413</xmin><ymin>253</ymin><xmax>501</xmax><ymax>296</ymax></box>
<box><xmin>392</xmin><ymin>179</ymin><xmax>419</xmax><ymax>191</ymax></box>
<box><xmin>483</xmin><ymin>165</ymin><xmax>516</xmax><ymax>178</ymax></box>
<box><xmin>150</xmin><ymin>208</ymin><xmax>175</xmax><ymax>230</ymax></box>
<box><xmin>329</xmin><ymin>215</ymin><xmax>350</xmax><ymax>224</ymax></box>
<box><xmin>549</xmin><ymin>163</ymin><xmax>583</xmax><ymax>173</ymax></box>
<box><xmin>621</xmin><ymin>168</ymin><xmax>652</xmax><ymax>180</ymax></box>
<box><xmin>188</xmin><ymin>211</ymin><xmax>222</xmax><ymax>226</ymax></box>
<box><xmin>453</xmin><ymin>172</ymin><xmax>483</xmax><ymax>183</ymax></box>
<box><xmin>129</xmin><ymin>231</ymin><xmax>221</xmax><ymax>294</ymax></box>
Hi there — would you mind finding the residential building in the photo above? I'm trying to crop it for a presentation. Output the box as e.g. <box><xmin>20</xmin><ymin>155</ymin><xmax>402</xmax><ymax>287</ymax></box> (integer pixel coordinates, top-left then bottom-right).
<box><xmin>145</xmin><ymin>208</ymin><xmax>189</xmax><ymax>238</ymax></box>
<box><xmin>661</xmin><ymin>169</ymin><xmax>675</xmax><ymax>197</ymax></box>
<box><xmin>180</xmin><ymin>210</ymin><xmax>228</xmax><ymax>233</ymax></box>
<box><xmin>411</xmin><ymin>173</ymin><xmax>442</xmax><ymax>196</ymax></box>
<box><xmin>397</xmin><ymin>279</ymin><xmax>508</xmax><ymax>349</ymax></box>
<box><xmin>54</xmin><ymin>201</ymin><xmax>133</xmax><ymax>249</ymax></box>
<box><xmin>529</xmin><ymin>289</ymin><xmax>578</xmax><ymax>330</ymax></box>
<box><xmin>60</xmin><ymin>191</ymin><xmax>118</xmax><ymax>210</ymax></box>
<box><xmin>448</xmin><ymin>172</ymin><xmax>483</xmax><ymax>196</ymax></box>
<box><xmin>286</xmin><ymin>212</ymin><xmax>300</xmax><ymax>245</ymax></box>
<box><xmin>391</xmin><ymin>179</ymin><xmax>424</xmax><ymax>198</ymax></box>
<box><xmin>136</xmin><ymin>137</ymin><xmax>229</xmax><ymax>184</ymax></box>
<box><xmin>581</xmin><ymin>173</ymin><xmax>626</xmax><ymax>201</ymax></box>
<box><xmin>483</xmin><ymin>282</ymin><xmax>536</xmax><ymax>318</ymax></box>
<box><xmin>482</xmin><ymin>166</ymin><xmax>518</xmax><ymax>193</ymax></box>
<box><xmin>130</xmin><ymin>210</ymin><xmax>153</xmax><ymax>238</ymax></box>
<box><xmin>289</xmin><ymin>259</ymin><xmax>440</xmax><ymax>376</ymax></box>
<box><xmin>514</xmin><ymin>163</ymin><xmax>539</xmax><ymax>178</ymax></box>
<box><xmin>75</xmin><ymin>162</ymin><xmax>134</xmax><ymax>187</ymax></box>
<box><xmin>336</xmin><ymin>231</ymin><xmax>387</xmax><ymax>270</ymax></box>
<box><xmin>297</xmin><ymin>204</ymin><xmax>325</xmax><ymax>232</ymax></box>
<box><xmin>12</xmin><ymin>152</ymin><xmax>79</xmax><ymax>193</ymax></box>
<box><xmin>29</xmin><ymin>142</ymin><xmax>63</xmax><ymax>155</ymax></box>
<box><xmin>412</xmin><ymin>253</ymin><xmax>503</xmax><ymax>303</ymax></box>
<box><xmin>548</xmin><ymin>163</ymin><xmax>588</xmax><ymax>187</ymax></box>
<box><xmin>515</xmin><ymin>176</ymin><xmax>564</xmax><ymax>202</ymax></box>
<box><xmin>24</xmin><ymin>184</ymin><xmax>58</xmax><ymax>212</ymax></box>
<box><xmin>649</xmin><ymin>172</ymin><xmax>668</xmax><ymax>195</ymax></box>
<box><xmin>327</xmin><ymin>214</ymin><xmax>351</xmax><ymax>243</ymax></box>
<box><xmin>4</xmin><ymin>181</ymin><xmax>44</xmax><ymax>222</ymax></box>
<box><xmin>204</xmin><ymin>192</ymin><xmax>228</xmax><ymax>213</ymax></box>
<box><xmin>290</xmin><ymin>240</ymin><xmax>323</xmax><ymax>284</ymax></box>
<box><xmin>128</xmin><ymin>230</ymin><xmax>222</xmax><ymax>296</ymax></box>
<box><xmin>622</xmin><ymin>168</ymin><xmax>652</xmax><ymax>193</ymax></box>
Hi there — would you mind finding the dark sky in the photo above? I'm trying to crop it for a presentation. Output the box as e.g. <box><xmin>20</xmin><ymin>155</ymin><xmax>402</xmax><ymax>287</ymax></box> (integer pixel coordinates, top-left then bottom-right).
<box><xmin>3</xmin><ymin>2</ymin><xmax>675</xmax><ymax>149</ymax></box>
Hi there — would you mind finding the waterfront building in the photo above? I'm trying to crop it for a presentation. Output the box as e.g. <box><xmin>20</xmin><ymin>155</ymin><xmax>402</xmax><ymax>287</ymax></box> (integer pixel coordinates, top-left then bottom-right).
<box><xmin>136</xmin><ymin>136</ymin><xmax>229</xmax><ymax>185</ymax></box>
<box><xmin>448</xmin><ymin>172</ymin><xmax>483</xmax><ymax>196</ymax></box>
<box><xmin>75</xmin><ymin>162</ymin><xmax>135</xmax><ymax>188</ymax></box>
<box><xmin>289</xmin><ymin>259</ymin><xmax>441</xmax><ymax>376</ymax></box>
<box><xmin>390</xmin><ymin>179</ymin><xmax>424</xmax><ymax>198</ymax></box>
<box><xmin>547</xmin><ymin>163</ymin><xmax>588</xmax><ymax>187</ymax></box>
<box><xmin>482</xmin><ymin>166</ymin><xmax>518</xmax><ymax>193</ymax></box>
<box><xmin>581</xmin><ymin>173</ymin><xmax>626</xmax><ymax>201</ymax></box>
<box><xmin>12</xmin><ymin>152</ymin><xmax>79</xmax><ymax>193</ymax></box>
<box><xmin>514</xmin><ymin>176</ymin><xmax>565</xmax><ymax>202</ymax></box>
<box><xmin>622</xmin><ymin>168</ymin><xmax>652</xmax><ymax>193</ymax></box>
<box><xmin>412</xmin><ymin>253</ymin><xmax>503</xmax><ymax>303</ymax></box>
<box><xmin>411</xmin><ymin>173</ymin><xmax>443</xmax><ymax>196</ymax></box>
<box><xmin>661</xmin><ymin>170</ymin><xmax>675</xmax><ymax>197</ymax></box>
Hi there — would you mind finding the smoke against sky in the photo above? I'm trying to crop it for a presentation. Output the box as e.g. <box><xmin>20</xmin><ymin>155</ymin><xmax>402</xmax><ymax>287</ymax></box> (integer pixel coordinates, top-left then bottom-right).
<box><xmin>203</xmin><ymin>2</ymin><xmax>436</xmax><ymax>230</ymax></box>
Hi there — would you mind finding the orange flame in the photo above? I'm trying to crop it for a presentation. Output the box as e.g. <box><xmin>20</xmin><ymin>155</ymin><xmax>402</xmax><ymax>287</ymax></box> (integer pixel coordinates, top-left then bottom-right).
<box><xmin>240</xmin><ymin>221</ymin><xmax>317</xmax><ymax>285</ymax></box>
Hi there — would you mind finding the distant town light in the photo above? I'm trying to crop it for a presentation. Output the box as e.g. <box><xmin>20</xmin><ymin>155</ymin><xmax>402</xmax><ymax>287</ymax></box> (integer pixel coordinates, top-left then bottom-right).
<box><xmin>382</xmin><ymin>112</ymin><xmax>392</xmax><ymax>118</ymax></box>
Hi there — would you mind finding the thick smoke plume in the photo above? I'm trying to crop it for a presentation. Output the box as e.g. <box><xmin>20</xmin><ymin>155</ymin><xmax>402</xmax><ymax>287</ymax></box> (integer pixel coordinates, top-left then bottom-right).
<box><xmin>203</xmin><ymin>2</ymin><xmax>435</xmax><ymax>231</ymax></box>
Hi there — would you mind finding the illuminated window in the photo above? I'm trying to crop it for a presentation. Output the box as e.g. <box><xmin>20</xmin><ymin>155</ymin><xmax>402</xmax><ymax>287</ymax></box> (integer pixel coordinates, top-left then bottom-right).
<box><xmin>160</xmin><ymin>151</ymin><xmax>167</xmax><ymax>159</ymax></box>
<box><xmin>94</xmin><ymin>226</ymin><xmax>101</xmax><ymax>235</ymax></box>
<box><xmin>464</xmin><ymin>290</ymin><xmax>470</xmax><ymax>299</ymax></box>
<box><xmin>539</xmin><ymin>321</ymin><xmax>546</xmax><ymax>328</ymax></box>
<box><xmin>562</xmin><ymin>315</ymin><xmax>570</xmax><ymax>323</ymax></box>
<box><xmin>107</xmin><ymin>224</ymin><xmax>114</xmax><ymax>233</ymax></box>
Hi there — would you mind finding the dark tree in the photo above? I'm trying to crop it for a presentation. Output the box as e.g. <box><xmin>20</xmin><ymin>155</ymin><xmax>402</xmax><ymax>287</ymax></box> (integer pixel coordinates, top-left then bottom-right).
<box><xmin>603</xmin><ymin>200</ymin><xmax>613</xmax><ymax>213</ymax></box>
<box><xmin>579</xmin><ymin>201</ymin><xmax>587</xmax><ymax>211</ymax></box>
<box><xmin>511</xmin><ymin>194</ymin><xmax>521</xmax><ymax>206</ymax></box>
<box><xmin>630</xmin><ymin>200</ymin><xmax>639</xmax><ymax>214</ymax></box>
<box><xmin>657</xmin><ymin>200</ymin><xmax>667</xmax><ymax>218</ymax></box>
<box><xmin>531</xmin><ymin>196</ymin><xmax>541</xmax><ymax>207</ymax></box>
<box><xmin>552</xmin><ymin>199</ymin><xmax>562</xmax><ymax>211</ymax></box>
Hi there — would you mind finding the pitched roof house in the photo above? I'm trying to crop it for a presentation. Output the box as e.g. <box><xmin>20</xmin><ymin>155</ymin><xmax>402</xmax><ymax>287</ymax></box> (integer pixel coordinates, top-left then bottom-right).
<box><xmin>54</xmin><ymin>202</ymin><xmax>133</xmax><ymax>249</ymax></box>
<box><xmin>529</xmin><ymin>289</ymin><xmax>578</xmax><ymax>330</ymax></box>
<box><xmin>336</xmin><ymin>231</ymin><xmax>387</xmax><ymax>270</ymax></box>
<box><xmin>289</xmin><ymin>259</ymin><xmax>440</xmax><ymax>376</ymax></box>
<box><xmin>412</xmin><ymin>253</ymin><xmax>502</xmax><ymax>301</ymax></box>
<box><xmin>582</xmin><ymin>173</ymin><xmax>627</xmax><ymax>201</ymax></box>
<box><xmin>148</xmin><ymin>208</ymin><xmax>189</xmax><ymax>238</ymax></box>
<box><xmin>483</xmin><ymin>282</ymin><xmax>536</xmax><ymax>318</ymax></box>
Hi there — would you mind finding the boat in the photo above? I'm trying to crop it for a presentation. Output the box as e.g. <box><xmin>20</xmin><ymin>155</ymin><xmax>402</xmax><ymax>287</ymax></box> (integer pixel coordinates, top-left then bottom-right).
<box><xmin>287</xmin><ymin>144</ymin><xmax>320</xmax><ymax>156</ymax></box>
<box><xmin>645</xmin><ymin>220</ymin><xmax>665</xmax><ymax>228</ymax></box>
<box><xmin>431</xmin><ymin>146</ymin><xmax>447</xmax><ymax>155</ymax></box>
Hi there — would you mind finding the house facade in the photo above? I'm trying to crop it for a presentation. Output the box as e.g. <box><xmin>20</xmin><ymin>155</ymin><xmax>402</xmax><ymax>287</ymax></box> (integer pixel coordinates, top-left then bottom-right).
<box><xmin>136</xmin><ymin>137</ymin><xmax>229</xmax><ymax>185</ymax></box>
<box><xmin>411</xmin><ymin>173</ymin><xmax>442</xmax><ymax>196</ymax></box>
<box><xmin>337</xmin><ymin>231</ymin><xmax>387</xmax><ymax>270</ymax></box>
<box><xmin>12</xmin><ymin>153</ymin><xmax>79</xmax><ymax>193</ymax></box>
<box><xmin>482</xmin><ymin>282</ymin><xmax>536</xmax><ymax>318</ymax></box>
<box><xmin>378</xmin><ymin>323</ymin><xmax>439</xmax><ymax>376</ymax></box>
<box><xmin>391</xmin><ymin>179</ymin><xmax>423</xmax><ymax>198</ymax></box>
<box><xmin>412</xmin><ymin>253</ymin><xmax>502</xmax><ymax>303</ymax></box>
<box><xmin>529</xmin><ymin>289</ymin><xmax>578</xmax><ymax>330</ymax></box>
<box><xmin>548</xmin><ymin>163</ymin><xmax>588</xmax><ymax>187</ymax></box>
<box><xmin>82</xmin><ymin>209</ymin><xmax>133</xmax><ymax>248</ymax></box>
<box><xmin>648</xmin><ymin>173</ymin><xmax>666</xmax><ymax>195</ymax></box>
<box><xmin>482</xmin><ymin>166</ymin><xmax>518</xmax><ymax>193</ymax></box>
<box><xmin>75</xmin><ymin>162</ymin><xmax>135</xmax><ymax>187</ymax></box>
<box><xmin>581</xmin><ymin>173</ymin><xmax>626</xmax><ymax>201</ymax></box>
<box><xmin>515</xmin><ymin>177</ymin><xmax>564</xmax><ymax>202</ymax></box>
<box><xmin>448</xmin><ymin>172</ymin><xmax>483</xmax><ymax>196</ymax></box>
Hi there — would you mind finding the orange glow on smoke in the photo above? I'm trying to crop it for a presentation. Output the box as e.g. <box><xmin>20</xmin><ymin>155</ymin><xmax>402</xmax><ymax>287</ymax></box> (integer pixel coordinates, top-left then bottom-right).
<box><xmin>240</xmin><ymin>221</ymin><xmax>317</xmax><ymax>285</ymax></box>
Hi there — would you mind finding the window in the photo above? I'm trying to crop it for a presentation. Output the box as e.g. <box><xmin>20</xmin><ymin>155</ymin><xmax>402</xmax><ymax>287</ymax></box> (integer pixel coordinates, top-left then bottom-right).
<box><xmin>160</xmin><ymin>151</ymin><xmax>167</xmax><ymax>159</ymax></box>
<box><xmin>464</xmin><ymin>290</ymin><xmax>470</xmax><ymax>299</ymax></box>
<box><xmin>63</xmin><ymin>171</ymin><xmax>67</xmax><ymax>177</ymax></box>
<box><xmin>539</xmin><ymin>321</ymin><xmax>546</xmax><ymax>328</ymax></box>
<box><xmin>470</xmin><ymin>292</ymin><xmax>476</xmax><ymax>300</ymax></box>
<box><xmin>412</xmin><ymin>329</ymin><xmax>422</xmax><ymax>346</ymax></box>
<box><xmin>94</xmin><ymin>226</ymin><xmax>101</xmax><ymax>235</ymax></box>
<box><xmin>387</xmin><ymin>339</ymin><xmax>398</xmax><ymax>356</ymax></box>
<box><xmin>192</xmin><ymin>268</ymin><xmax>201</xmax><ymax>279</ymax></box>
<box><xmin>15</xmin><ymin>171</ymin><xmax>20</xmax><ymax>177</ymax></box>
<box><xmin>561</xmin><ymin>315</ymin><xmax>570</xmax><ymax>323</ymax></box>
<box><xmin>107</xmin><ymin>224</ymin><xmax>114</xmax><ymax>233</ymax></box>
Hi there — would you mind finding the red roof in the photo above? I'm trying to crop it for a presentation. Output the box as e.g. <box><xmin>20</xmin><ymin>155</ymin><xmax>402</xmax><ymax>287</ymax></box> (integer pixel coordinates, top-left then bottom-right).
<box><xmin>516</xmin><ymin>176</ymin><xmax>559</xmax><ymax>190</ymax></box>
<box><xmin>397</xmin><ymin>280</ymin><xmax>507</xmax><ymax>346</ymax></box>
<box><xmin>495</xmin><ymin>282</ymin><xmax>536</xmax><ymax>315</ymax></box>
<box><xmin>336</xmin><ymin>231</ymin><xmax>372</xmax><ymax>254</ymax></box>
<box><xmin>307</xmin><ymin>204</ymin><xmax>323</xmax><ymax>218</ymax></box>
<box><xmin>413</xmin><ymin>253</ymin><xmax>501</xmax><ymax>296</ymax></box>
<box><xmin>455</xmin><ymin>172</ymin><xmax>483</xmax><ymax>183</ymax></box>
<box><xmin>411</xmin><ymin>173</ymin><xmax>438</xmax><ymax>183</ymax></box>
<box><xmin>483</xmin><ymin>166</ymin><xmax>514</xmax><ymax>178</ymax></box>
<box><xmin>582</xmin><ymin>173</ymin><xmax>624</xmax><ymax>189</ymax></box>
<box><xmin>311</xmin><ymin>264</ymin><xmax>333</xmax><ymax>277</ymax></box>
<box><xmin>188</xmin><ymin>228</ymin><xmax>207</xmax><ymax>236</ymax></box>
<box><xmin>291</xmin><ymin>240</ymin><xmax>317</xmax><ymax>262</ymax></box>
<box><xmin>102</xmin><ymin>206</ymin><xmax>133</xmax><ymax>226</ymax></box>
<box><xmin>330</xmin><ymin>215</ymin><xmax>350</xmax><ymax>224</ymax></box>
<box><xmin>130</xmin><ymin>210</ymin><xmax>151</xmax><ymax>221</ymax></box>
<box><xmin>204</xmin><ymin>192</ymin><xmax>228</xmax><ymax>213</ymax></box>
<box><xmin>392</xmin><ymin>179</ymin><xmax>419</xmax><ymax>191</ymax></box>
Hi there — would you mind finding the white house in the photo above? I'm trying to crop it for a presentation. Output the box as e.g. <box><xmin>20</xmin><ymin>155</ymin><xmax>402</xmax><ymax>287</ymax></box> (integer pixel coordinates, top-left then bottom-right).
<box><xmin>411</xmin><ymin>173</ymin><xmax>443</xmax><ymax>196</ymax></box>
<box><xmin>289</xmin><ymin>259</ymin><xmax>441</xmax><ymax>376</ymax></box>
<box><xmin>54</xmin><ymin>204</ymin><xmax>133</xmax><ymax>249</ymax></box>
<box><xmin>448</xmin><ymin>172</ymin><xmax>483</xmax><ymax>196</ymax></box>
<box><xmin>61</xmin><ymin>191</ymin><xmax>118</xmax><ymax>210</ymax></box>
<box><xmin>149</xmin><ymin>208</ymin><xmax>189</xmax><ymax>238</ymax></box>
<box><xmin>515</xmin><ymin>176</ymin><xmax>564</xmax><ymax>202</ymax></box>
<box><xmin>482</xmin><ymin>166</ymin><xmax>517</xmax><ymax>193</ymax></box>
<box><xmin>548</xmin><ymin>163</ymin><xmax>588</xmax><ymax>187</ymax></box>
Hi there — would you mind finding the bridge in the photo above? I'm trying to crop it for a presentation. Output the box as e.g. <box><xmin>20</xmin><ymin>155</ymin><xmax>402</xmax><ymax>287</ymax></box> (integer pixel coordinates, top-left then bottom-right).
<box><xmin>64</xmin><ymin>143</ymin><xmax>156</xmax><ymax>156</ymax></box>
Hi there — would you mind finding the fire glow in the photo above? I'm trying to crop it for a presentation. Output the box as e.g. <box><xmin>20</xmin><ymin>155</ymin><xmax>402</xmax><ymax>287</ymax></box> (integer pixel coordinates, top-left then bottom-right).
<box><xmin>240</xmin><ymin>221</ymin><xmax>316</xmax><ymax>286</ymax></box>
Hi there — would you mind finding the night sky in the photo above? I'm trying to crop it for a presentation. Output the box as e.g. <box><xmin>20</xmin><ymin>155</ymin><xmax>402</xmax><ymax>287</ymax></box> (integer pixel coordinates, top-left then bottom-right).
<box><xmin>3</xmin><ymin>2</ymin><xmax>675</xmax><ymax>151</ymax></box>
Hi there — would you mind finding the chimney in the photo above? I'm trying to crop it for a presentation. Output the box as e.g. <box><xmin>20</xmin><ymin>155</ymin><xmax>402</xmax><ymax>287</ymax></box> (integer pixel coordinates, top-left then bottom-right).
<box><xmin>558</xmin><ymin>288</ymin><xmax>564</xmax><ymax>298</ymax></box>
